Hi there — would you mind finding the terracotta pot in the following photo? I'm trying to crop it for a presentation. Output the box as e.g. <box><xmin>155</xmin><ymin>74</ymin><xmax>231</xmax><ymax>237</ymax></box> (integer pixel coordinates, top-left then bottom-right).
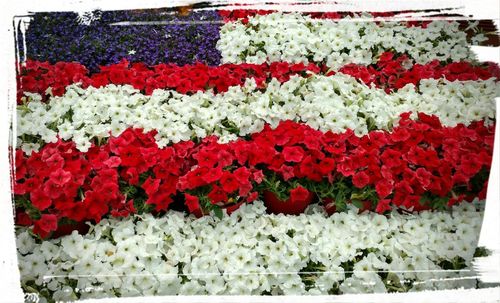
<box><xmin>263</xmin><ymin>190</ymin><xmax>314</xmax><ymax>215</ymax></box>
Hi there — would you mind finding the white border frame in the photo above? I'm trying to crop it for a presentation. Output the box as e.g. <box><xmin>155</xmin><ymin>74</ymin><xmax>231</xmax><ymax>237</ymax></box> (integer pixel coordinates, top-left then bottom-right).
<box><xmin>1</xmin><ymin>1</ymin><xmax>499</xmax><ymax>302</ymax></box>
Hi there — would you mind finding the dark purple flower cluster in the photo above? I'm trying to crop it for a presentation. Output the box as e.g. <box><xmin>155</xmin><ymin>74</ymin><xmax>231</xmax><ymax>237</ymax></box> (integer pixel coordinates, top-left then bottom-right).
<box><xmin>22</xmin><ymin>9</ymin><xmax>222</xmax><ymax>71</ymax></box>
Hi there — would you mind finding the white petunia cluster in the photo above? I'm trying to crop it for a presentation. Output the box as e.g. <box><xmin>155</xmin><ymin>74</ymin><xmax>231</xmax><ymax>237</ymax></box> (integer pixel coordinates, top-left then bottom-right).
<box><xmin>17</xmin><ymin>200</ymin><xmax>484</xmax><ymax>300</ymax></box>
<box><xmin>217</xmin><ymin>13</ymin><xmax>475</xmax><ymax>67</ymax></box>
<box><xmin>16</xmin><ymin>74</ymin><xmax>498</xmax><ymax>152</ymax></box>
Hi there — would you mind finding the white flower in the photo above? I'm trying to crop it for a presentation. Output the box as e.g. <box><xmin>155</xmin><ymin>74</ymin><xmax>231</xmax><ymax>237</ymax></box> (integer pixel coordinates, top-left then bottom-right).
<box><xmin>179</xmin><ymin>280</ymin><xmax>205</xmax><ymax>295</ymax></box>
<box><xmin>60</xmin><ymin>231</ymin><xmax>84</xmax><ymax>259</ymax></box>
<box><xmin>53</xmin><ymin>285</ymin><xmax>77</xmax><ymax>301</ymax></box>
<box><xmin>16</xmin><ymin>230</ymin><xmax>36</xmax><ymax>255</ymax></box>
<box><xmin>39</xmin><ymin>241</ymin><xmax>59</xmax><ymax>261</ymax></box>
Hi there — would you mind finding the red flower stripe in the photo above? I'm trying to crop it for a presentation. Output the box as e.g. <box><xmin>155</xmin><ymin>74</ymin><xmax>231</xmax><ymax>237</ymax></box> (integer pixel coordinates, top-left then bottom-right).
<box><xmin>218</xmin><ymin>9</ymin><xmax>396</xmax><ymax>23</ymax></box>
<box><xmin>17</xmin><ymin>56</ymin><xmax>499</xmax><ymax>103</ymax></box>
<box><xmin>219</xmin><ymin>9</ymin><xmax>465</xmax><ymax>29</ymax></box>
<box><xmin>13</xmin><ymin>113</ymin><xmax>494</xmax><ymax>237</ymax></box>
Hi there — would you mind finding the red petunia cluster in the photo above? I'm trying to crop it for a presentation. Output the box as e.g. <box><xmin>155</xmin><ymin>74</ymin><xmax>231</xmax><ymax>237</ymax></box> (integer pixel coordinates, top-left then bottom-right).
<box><xmin>339</xmin><ymin>52</ymin><xmax>500</xmax><ymax>92</ymax></box>
<box><xmin>17</xmin><ymin>58</ymin><xmax>499</xmax><ymax>104</ymax></box>
<box><xmin>13</xmin><ymin>114</ymin><xmax>494</xmax><ymax>237</ymax></box>
<box><xmin>178</xmin><ymin>136</ymin><xmax>264</xmax><ymax>217</ymax></box>
<box><xmin>13</xmin><ymin>139</ymin><xmax>132</xmax><ymax>238</ymax></box>
<box><xmin>17</xmin><ymin>60</ymin><xmax>323</xmax><ymax>103</ymax></box>
<box><xmin>16</xmin><ymin>60</ymin><xmax>89</xmax><ymax>102</ymax></box>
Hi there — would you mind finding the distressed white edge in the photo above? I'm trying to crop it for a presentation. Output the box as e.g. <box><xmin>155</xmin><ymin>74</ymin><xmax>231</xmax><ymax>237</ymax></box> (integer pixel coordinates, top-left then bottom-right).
<box><xmin>1</xmin><ymin>1</ymin><xmax>499</xmax><ymax>303</ymax></box>
<box><xmin>4</xmin><ymin>0</ymin><xmax>500</xmax><ymax>20</ymax></box>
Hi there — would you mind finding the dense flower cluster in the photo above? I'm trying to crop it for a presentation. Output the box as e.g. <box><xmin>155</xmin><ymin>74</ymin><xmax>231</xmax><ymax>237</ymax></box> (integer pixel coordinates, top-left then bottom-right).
<box><xmin>13</xmin><ymin>116</ymin><xmax>493</xmax><ymax>237</ymax></box>
<box><xmin>17</xmin><ymin>73</ymin><xmax>497</xmax><ymax>152</ymax></box>
<box><xmin>16</xmin><ymin>200</ymin><xmax>484</xmax><ymax>300</ymax></box>
<box><xmin>16</xmin><ymin>60</ymin><xmax>320</xmax><ymax>102</ymax></box>
<box><xmin>217</xmin><ymin>13</ymin><xmax>475</xmax><ymax>66</ymax></box>
<box><xmin>337</xmin><ymin>55</ymin><xmax>500</xmax><ymax>92</ymax></box>
<box><xmin>16</xmin><ymin>57</ymin><xmax>499</xmax><ymax>102</ymax></box>
<box><xmin>14</xmin><ymin>127</ymin><xmax>195</xmax><ymax>238</ymax></box>
<box><xmin>21</xmin><ymin>10</ymin><xmax>222</xmax><ymax>72</ymax></box>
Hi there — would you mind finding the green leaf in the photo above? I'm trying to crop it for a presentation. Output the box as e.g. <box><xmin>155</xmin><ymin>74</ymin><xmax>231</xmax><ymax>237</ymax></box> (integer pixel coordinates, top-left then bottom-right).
<box><xmin>213</xmin><ymin>206</ymin><xmax>223</xmax><ymax>219</ymax></box>
<box><xmin>351</xmin><ymin>199</ymin><xmax>363</xmax><ymax>209</ymax></box>
<box><xmin>335</xmin><ymin>191</ymin><xmax>347</xmax><ymax>212</ymax></box>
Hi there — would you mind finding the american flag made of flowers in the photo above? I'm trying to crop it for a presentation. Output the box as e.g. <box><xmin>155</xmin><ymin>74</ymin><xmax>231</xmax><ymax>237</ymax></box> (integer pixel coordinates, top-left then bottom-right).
<box><xmin>12</xmin><ymin>5</ymin><xmax>499</xmax><ymax>301</ymax></box>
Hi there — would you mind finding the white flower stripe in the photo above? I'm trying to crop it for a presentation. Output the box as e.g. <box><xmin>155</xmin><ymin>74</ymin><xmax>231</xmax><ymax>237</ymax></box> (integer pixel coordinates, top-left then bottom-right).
<box><xmin>16</xmin><ymin>74</ymin><xmax>498</xmax><ymax>153</ymax></box>
<box><xmin>217</xmin><ymin>13</ymin><xmax>476</xmax><ymax>67</ymax></box>
<box><xmin>17</xmin><ymin>200</ymin><xmax>484</xmax><ymax>299</ymax></box>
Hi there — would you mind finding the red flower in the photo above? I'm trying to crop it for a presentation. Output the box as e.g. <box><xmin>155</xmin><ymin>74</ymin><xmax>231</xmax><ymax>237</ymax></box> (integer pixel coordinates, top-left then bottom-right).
<box><xmin>49</xmin><ymin>169</ymin><xmax>72</xmax><ymax>186</ymax></box>
<box><xmin>220</xmin><ymin>172</ymin><xmax>240</xmax><ymax>193</ymax></box>
<box><xmin>283</xmin><ymin>146</ymin><xmax>305</xmax><ymax>163</ymax></box>
<box><xmin>279</xmin><ymin>165</ymin><xmax>295</xmax><ymax>181</ymax></box>
<box><xmin>375</xmin><ymin>199</ymin><xmax>392</xmax><ymax>213</ymax></box>
<box><xmin>208</xmin><ymin>185</ymin><xmax>228</xmax><ymax>204</ymax></box>
<box><xmin>290</xmin><ymin>186</ymin><xmax>310</xmax><ymax>203</ymax></box>
<box><xmin>123</xmin><ymin>167</ymin><xmax>139</xmax><ymax>185</ymax></box>
<box><xmin>447</xmin><ymin>194</ymin><xmax>466</xmax><ymax>207</ymax></box>
<box><xmin>147</xmin><ymin>191</ymin><xmax>173</xmax><ymax>212</ymax></box>
<box><xmin>35</xmin><ymin>214</ymin><xmax>58</xmax><ymax>234</ymax></box>
<box><xmin>90</xmin><ymin>73</ymin><xmax>110</xmax><ymax>88</ymax></box>
<box><xmin>141</xmin><ymin>147</ymin><xmax>159</xmax><ymax>168</ymax></box>
<box><xmin>252</xmin><ymin>170</ymin><xmax>264</xmax><ymax>183</ymax></box>
<box><xmin>415</xmin><ymin>167</ymin><xmax>432</xmax><ymax>189</ymax></box>
<box><xmin>460</xmin><ymin>157</ymin><xmax>482</xmax><ymax>176</ymax></box>
<box><xmin>43</xmin><ymin>179</ymin><xmax>63</xmax><ymax>199</ymax></box>
<box><xmin>194</xmin><ymin>149</ymin><xmax>219</xmax><ymax>168</ymax></box>
<box><xmin>153</xmin><ymin>163</ymin><xmax>173</xmax><ymax>179</ymax></box>
<box><xmin>298</xmin><ymin>155</ymin><xmax>316</xmax><ymax>177</ymax></box>
<box><xmin>42</xmin><ymin>152</ymin><xmax>65</xmax><ymax>171</ymax></box>
<box><xmin>142</xmin><ymin>177</ymin><xmax>161</xmax><ymax>196</ymax></box>
<box><xmin>185</xmin><ymin>194</ymin><xmax>201</xmax><ymax>214</ymax></box>
<box><xmin>233</xmin><ymin>167</ymin><xmax>251</xmax><ymax>184</ymax></box>
<box><xmin>402</xmin><ymin>195</ymin><xmax>421</xmax><ymax>210</ymax></box>
<box><xmin>419</xmin><ymin>149</ymin><xmax>441</xmax><ymax>168</ymax></box>
<box><xmin>30</xmin><ymin>189</ymin><xmax>52</xmax><ymax>211</ymax></box>
<box><xmin>380</xmin><ymin>149</ymin><xmax>403</xmax><ymax>168</ymax></box>
<box><xmin>246</xmin><ymin>191</ymin><xmax>258</xmax><ymax>202</ymax></box>
<box><xmin>118</xmin><ymin>146</ymin><xmax>142</xmax><ymax>167</ymax></box>
<box><xmin>352</xmin><ymin>171</ymin><xmax>370</xmax><ymax>188</ymax></box>
<box><xmin>395</xmin><ymin>180</ymin><xmax>414</xmax><ymax>194</ymax></box>
<box><xmin>202</xmin><ymin>167</ymin><xmax>223</xmax><ymax>183</ymax></box>
<box><xmin>375</xmin><ymin>180</ymin><xmax>393</xmax><ymax>199</ymax></box>
<box><xmin>104</xmin><ymin>156</ymin><xmax>121</xmax><ymax>168</ymax></box>
<box><xmin>418</xmin><ymin>112</ymin><xmax>442</xmax><ymax>129</ymax></box>
<box><xmin>337</xmin><ymin>159</ymin><xmax>356</xmax><ymax>177</ymax></box>
<box><xmin>318</xmin><ymin>158</ymin><xmax>335</xmax><ymax>176</ymax></box>
<box><xmin>390</xmin><ymin>128</ymin><xmax>411</xmax><ymax>142</ymax></box>
<box><xmin>85</xmin><ymin>192</ymin><xmax>109</xmax><ymax>223</ymax></box>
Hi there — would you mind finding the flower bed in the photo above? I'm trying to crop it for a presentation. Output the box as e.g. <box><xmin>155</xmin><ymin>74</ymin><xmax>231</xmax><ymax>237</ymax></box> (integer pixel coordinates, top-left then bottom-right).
<box><xmin>16</xmin><ymin>74</ymin><xmax>497</xmax><ymax>152</ymax></box>
<box><xmin>17</xmin><ymin>200</ymin><xmax>484</xmax><ymax>300</ymax></box>
<box><xmin>14</xmin><ymin>116</ymin><xmax>493</xmax><ymax>238</ymax></box>
<box><xmin>12</xmin><ymin>6</ymin><xmax>499</xmax><ymax>300</ymax></box>
<box><xmin>217</xmin><ymin>12</ymin><xmax>475</xmax><ymax>66</ymax></box>
<box><xmin>16</xmin><ymin>57</ymin><xmax>499</xmax><ymax>102</ymax></box>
